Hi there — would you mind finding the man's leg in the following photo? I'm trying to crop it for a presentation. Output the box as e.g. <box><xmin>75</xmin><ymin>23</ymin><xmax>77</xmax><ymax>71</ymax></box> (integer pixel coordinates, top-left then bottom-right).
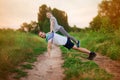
<box><xmin>72</xmin><ymin>45</ymin><xmax>90</xmax><ymax>54</ymax></box>
<box><xmin>72</xmin><ymin>45</ymin><xmax>96</xmax><ymax>60</ymax></box>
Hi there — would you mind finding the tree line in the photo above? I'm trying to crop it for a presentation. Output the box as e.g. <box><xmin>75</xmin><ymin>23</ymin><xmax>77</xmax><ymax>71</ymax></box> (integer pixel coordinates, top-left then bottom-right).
<box><xmin>90</xmin><ymin>0</ymin><xmax>120</xmax><ymax>31</ymax></box>
<box><xmin>19</xmin><ymin>0</ymin><xmax>120</xmax><ymax>33</ymax></box>
<box><xmin>19</xmin><ymin>4</ymin><xmax>81</xmax><ymax>33</ymax></box>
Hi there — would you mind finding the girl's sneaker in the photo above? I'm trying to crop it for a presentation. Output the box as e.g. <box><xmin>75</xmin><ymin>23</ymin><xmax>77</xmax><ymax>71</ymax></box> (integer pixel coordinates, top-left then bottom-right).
<box><xmin>76</xmin><ymin>40</ymin><xmax>80</xmax><ymax>47</ymax></box>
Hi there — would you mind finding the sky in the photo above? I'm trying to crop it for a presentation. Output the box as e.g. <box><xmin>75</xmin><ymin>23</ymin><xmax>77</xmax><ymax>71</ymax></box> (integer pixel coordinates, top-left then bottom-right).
<box><xmin>0</xmin><ymin>0</ymin><xmax>102</xmax><ymax>29</ymax></box>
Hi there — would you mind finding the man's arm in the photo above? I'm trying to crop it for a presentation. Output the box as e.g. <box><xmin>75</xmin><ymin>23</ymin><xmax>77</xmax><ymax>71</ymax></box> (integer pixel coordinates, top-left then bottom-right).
<box><xmin>50</xmin><ymin>19</ymin><xmax>55</xmax><ymax>32</ymax></box>
<box><xmin>47</xmin><ymin>41</ymin><xmax>52</xmax><ymax>57</ymax></box>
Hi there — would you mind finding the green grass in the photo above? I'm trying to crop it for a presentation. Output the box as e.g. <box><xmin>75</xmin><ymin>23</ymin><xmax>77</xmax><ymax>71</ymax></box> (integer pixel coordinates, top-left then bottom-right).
<box><xmin>61</xmin><ymin>47</ymin><xmax>113</xmax><ymax>80</ymax></box>
<box><xmin>21</xmin><ymin>64</ymin><xmax>33</xmax><ymax>69</ymax></box>
<box><xmin>61</xmin><ymin>28</ymin><xmax>120</xmax><ymax>80</ymax></box>
<box><xmin>70</xmin><ymin>28</ymin><xmax>120</xmax><ymax>60</ymax></box>
<box><xmin>26</xmin><ymin>57</ymin><xmax>37</xmax><ymax>63</ymax></box>
<box><xmin>12</xmin><ymin>69</ymin><xmax>27</xmax><ymax>79</ymax></box>
<box><xmin>0</xmin><ymin>29</ymin><xmax>47</xmax><ymax>80</ymax></box>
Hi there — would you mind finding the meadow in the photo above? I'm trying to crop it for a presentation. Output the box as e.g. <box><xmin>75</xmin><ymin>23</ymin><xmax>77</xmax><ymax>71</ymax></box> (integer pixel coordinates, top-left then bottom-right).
<box><xmin>70</xmin><ymin>28</ymin><xmax>120</xmax><ymax>60</ymax></box>
<box><xmin>0</xmin><ymin>28</ymin><xmax>120</xmax><ymax>80</ymax></box>
<box><xmin>61</xmin><ymin>28</ymin><xmax>120</xmax><ymax>80</ymax></box>
<box><xmin>0</xmin><ymin>29</ymin><xmax>47</xmax><ymax>80</ymax></box>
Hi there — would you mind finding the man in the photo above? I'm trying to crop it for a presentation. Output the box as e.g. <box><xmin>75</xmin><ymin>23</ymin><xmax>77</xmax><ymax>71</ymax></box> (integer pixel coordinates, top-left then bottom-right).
<box><xmin>46</xmin><ymin>12</ymin><xmax>80</xmax><ymax>47</ymax></box>
<box><xmin>38</xmin><ymin>31</ymin><xmax>96</xmax><ymax>60</ymax></box>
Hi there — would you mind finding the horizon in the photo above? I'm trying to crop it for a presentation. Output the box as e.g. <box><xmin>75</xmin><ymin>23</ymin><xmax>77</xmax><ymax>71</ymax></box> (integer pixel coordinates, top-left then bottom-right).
<box><xmin>0</xmin><ymin>0</ymin><xmax>102</xmax><ymax>29</ymax></box>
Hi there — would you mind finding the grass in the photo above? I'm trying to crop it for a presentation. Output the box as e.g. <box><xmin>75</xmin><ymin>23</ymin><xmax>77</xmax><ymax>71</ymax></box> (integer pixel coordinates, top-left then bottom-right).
<box><xmin>0</xmin><ymin>29</ymin><xmax>47</xmax><ymax>80</ymax></box>
<box><xmin>70</xmin><ymin>28</ymin><xmax>120</xmax><ymax>60</ymax></box>
<box><xmin>60</xmin><ymin>28</ymin><xmax>120</xmax><ymax>80</ymax></box>
<box><xmin>0</xmin><ymin>28</ymin><xmax>119</xmax><ymax>80</ymax></box>
<box><xmin>21</xmin><ymin>64</ymin><xmax>33</xmax><ymax>69</ymax></box>
<box><xmin>12</xmin><ymin>69</ymin><xmax>27</xmax><ymax>79</ymax></box>
<box><xmin>61</xmin><ymin>47</ymin><xmax>113</xmax><ymax>80</ymax></box>
<box><xmin>26</xmin><ymin>57</ymin><xmax>37</xmax><ymax>63</ymax></box>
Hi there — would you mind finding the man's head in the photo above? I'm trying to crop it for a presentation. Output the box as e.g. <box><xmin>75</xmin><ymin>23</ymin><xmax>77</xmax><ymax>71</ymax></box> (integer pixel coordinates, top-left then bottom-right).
<box><xmin>46</xmin><ymin>11</ymin><xmax>52</xmax><ymax>18</ymax></box>
<box><xmin>38</xmin><ymin>31</ymin><xmax>46</xmax><ymax>38</ymax></box>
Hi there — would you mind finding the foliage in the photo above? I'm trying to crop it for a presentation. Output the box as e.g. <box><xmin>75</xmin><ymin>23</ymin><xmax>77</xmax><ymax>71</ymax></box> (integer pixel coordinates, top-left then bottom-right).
<box><xmin>90</xmin><ymin>0</ymin><xmax>120</xmax><ymax>30</ymax></box>
<box><xmin>18</xmin><ymin>4</ymin><xmax>82</xmax><ymax>33</ymax></box>
<box><xmin>52</xmin><ymin>8</ymin><xmax>70</xmax><ymax>31</ymax></box>
<box><xmin>38</xmin><ymin>4</ymin><xmax>71</xmax><ymax>32</ymax></box>
<box><xmin>19</xmin><ymin>21</ymin><xmax>39</xmax><ymax>34</ymax></box>
<box><xmin>99</xmin><ymin>0</ymin><xmax>120</xmax><ymax>28</ymax></box>
<box><xmin>69</xmin><ymin>25</ymin><xmax>82</xmax><ymax>32</ymax></box>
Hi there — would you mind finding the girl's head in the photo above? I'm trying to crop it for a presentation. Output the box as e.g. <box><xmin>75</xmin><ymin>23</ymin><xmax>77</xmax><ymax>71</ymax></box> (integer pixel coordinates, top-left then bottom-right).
<box><xmin>46</xmin><ymin>11</ymin><xmax>52</xmax><ymax>18</ymax></box>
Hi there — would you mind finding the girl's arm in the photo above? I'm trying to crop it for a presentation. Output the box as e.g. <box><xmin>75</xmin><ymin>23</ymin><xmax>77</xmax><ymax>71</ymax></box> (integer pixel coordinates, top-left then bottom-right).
<box><xmin>50</xmin><ymin>19</ymin><xmax>55</xmax><ymax>32</ymax></box>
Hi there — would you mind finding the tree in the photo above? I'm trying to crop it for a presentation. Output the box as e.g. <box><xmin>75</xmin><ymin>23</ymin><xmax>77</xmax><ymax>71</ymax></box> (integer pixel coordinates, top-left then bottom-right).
<box><xmin>98</xmin><ymin>0</ymin><xmax>120</xmax><ymax>29</ymax></box>
<box><xmin>20</xmin><ymin>22</ymin><xmax>31</xmax><ymax>32</ymax></box>
<box><xmin>37</xmin><ymin>4</ymin><xmax>51</xmax><ymax>32</ymax></box>
<box><xmin>70</xmin><ymin>25</ymin><xmax>81</xmax><ymax>32</ymax></box>
<box><xmin>90</xmin><ymin>0</ymin><xmax>120</xmax><ymax>30</ymax></box>
<box><xmin>90</xmin><ymin>15</ymin><xmax>102</xmax><ymax>30</ymax></box>
<box><xmin>52</xmin><ymin>8</ymin><xmax>70</xmax><ymax>31</ymax></box>
<box><xmin>19</xmin><ymin>21</ymin><xmax>38</xmax><ymax>33</ymax></box>
<box><xmin>38</xmin><ymin>4</ymin><xmax>49</xmax><ymax>22</ymax></box>
<box><xmin>29</xmin><ymin>21</ymin><xmax>39</xmax><ymax>33</ymax></box>
<box><xmin>37</xmin><ymin>4</ymin><xmax>70</xmax><ymax>32</ymax></box>
<box><xmin>19</xmin><ymin>4</ymin><xmax>72</xmax><ymax>33</ymax></box>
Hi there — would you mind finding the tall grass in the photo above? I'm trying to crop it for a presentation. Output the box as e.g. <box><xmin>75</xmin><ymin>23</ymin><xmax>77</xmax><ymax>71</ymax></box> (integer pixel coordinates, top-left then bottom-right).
<box><xmin>60</xmin><ymin>28</ymin><xmax>120</xmax><ymax>80</ymax></box>
<box><xmin>0</xmin><ymin>29</ymin><xmax>46</xmax><ymax>80</ymax></box>
<box><xmin>70</xmin><ymin>28</ymin><xmax>120</xmax><ymax>60</ymax></box>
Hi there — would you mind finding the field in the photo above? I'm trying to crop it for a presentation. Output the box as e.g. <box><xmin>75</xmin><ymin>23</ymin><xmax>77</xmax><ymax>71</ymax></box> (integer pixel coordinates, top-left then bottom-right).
<box><xmin>61</xmin><ymin>28</ymin><xmax>120</xmax><ymax>80</ymax></box>
<box><xmin>0</xmin><ymin>28</ymin><xmax>120</xmax><ymax>80</ymax></box>
<box><xmin>0</xmin><ymin>29</ymin><xmax>47</xmax><ymax>80</ymax></box>
<box><xmin>70</xmin><ymin>29</ymin><xmax>120</xmax><ymax>60</ymax></box>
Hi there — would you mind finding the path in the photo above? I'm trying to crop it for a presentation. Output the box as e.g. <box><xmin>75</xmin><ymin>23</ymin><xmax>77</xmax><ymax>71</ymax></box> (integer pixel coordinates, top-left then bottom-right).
<box><xmin>94</xmin><ymin>53</ymin><xmax>120</xmax><ymax>80</ymax></box>
<box><xmin>19</xmin><ymin>45</ymin><xmax>120</xmax><ymax>80</ymax></box>
<box><xmin>20</xmin><ymin>45</ymin><xmax>64</xmax><ymax>80</ymax></box>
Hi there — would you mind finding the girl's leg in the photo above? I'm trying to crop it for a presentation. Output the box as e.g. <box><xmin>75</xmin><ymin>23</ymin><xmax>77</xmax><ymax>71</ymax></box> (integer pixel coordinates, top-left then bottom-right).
<box><xmin>58</xmin><ymin>27</ymin><xmax>77</xmax><ymax>43</ymax></box>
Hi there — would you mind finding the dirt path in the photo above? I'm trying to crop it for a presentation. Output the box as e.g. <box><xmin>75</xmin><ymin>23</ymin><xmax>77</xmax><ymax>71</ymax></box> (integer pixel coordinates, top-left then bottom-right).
<box><xmin>19</xmin><ymin>44</ymin><xmax>120</xmax><ymax>80</ymax></box>
<box><xmin>94</xmin><ymin>53</ymin><xmax>120</xmax><ymax>80</ymax></box>
<box><xmin>20</xmin><ymin>45</ymin><xmax>64</xmax><ymax>80</ymax></box>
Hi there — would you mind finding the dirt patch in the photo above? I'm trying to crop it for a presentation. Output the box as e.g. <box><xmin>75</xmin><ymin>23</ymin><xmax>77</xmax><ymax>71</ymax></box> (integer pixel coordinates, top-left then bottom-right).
<box><xmin>20</xmin><ymin>45</ymin><xmax>65</xmax><ymax>80</ymax></box>
<box><xmin>94</xmin><ymin>53</ymin><xmax>120</xmax><ymax>80</ymax></box>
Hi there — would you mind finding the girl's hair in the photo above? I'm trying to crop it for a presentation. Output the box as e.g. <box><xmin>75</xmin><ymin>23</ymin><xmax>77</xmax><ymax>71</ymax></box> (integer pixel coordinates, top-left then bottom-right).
<box><xmin>46</xmin><ymin>11</ymin><xmax>52</xmax><ymax>14</ymax></box>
